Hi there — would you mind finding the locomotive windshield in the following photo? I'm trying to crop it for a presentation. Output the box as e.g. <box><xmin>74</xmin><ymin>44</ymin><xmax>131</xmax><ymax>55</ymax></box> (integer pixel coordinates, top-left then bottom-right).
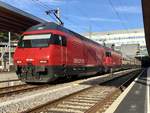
<box><xmin>18</xmin><ymin>34</ymin><xmax>51</xmax><ymax>48</ymax></box>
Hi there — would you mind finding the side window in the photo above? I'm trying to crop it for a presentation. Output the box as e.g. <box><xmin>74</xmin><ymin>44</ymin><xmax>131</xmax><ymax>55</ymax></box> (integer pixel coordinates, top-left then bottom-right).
<box><xmin>50</xmin><ymin>34</ymin><xmax>67</xmax><ymax>46</ymax></box>
<box><xmin>106</xmin><ymin>51</ymin><xmax>111</xmax><ymax>57</ymax></box>
<box><xmin>52</xmin><ymin>34</ymin><xmax>61</xmax><ymax>45</ymax></box>
<box><xmin>61</xmin><ymin>36</ymin><xmax>67</xmax><ymax>46</ymax></box>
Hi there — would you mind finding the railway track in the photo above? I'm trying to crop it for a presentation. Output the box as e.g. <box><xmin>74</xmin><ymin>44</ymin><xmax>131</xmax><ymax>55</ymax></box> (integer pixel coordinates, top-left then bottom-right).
<box><xmin>0</xmin><ymin>79</ymin><xmax>20</xmax><ymax>83</ymax></box>
<box><xmin>0</xmin><ymin>84</ymin><xmax>51</xmax><ymax>97</ymax></box>
<box><xmin>22</xmin><ymin>69</ymin><xmax>143</xmax><ymax>113</ymax></box>
<box><xmin>0</xmin><ymin>79</ymin><xmax>24</xmax><ymax>88</ymax></box>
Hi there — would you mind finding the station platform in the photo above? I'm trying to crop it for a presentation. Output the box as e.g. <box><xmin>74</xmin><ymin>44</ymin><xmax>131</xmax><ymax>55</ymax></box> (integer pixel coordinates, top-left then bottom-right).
<box><xmin>0</xmin><ymin>72</ymin><xmax>18</xmax><ymax>81</ymax></box>
<box><xmin>105</xmin><ymin>68</ymin><xmax>149</xmax><ymax>113</ymax></box>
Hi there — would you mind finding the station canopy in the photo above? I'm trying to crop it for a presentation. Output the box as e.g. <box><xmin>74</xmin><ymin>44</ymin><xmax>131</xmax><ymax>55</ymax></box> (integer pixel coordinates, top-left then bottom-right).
<box><xmin>142</xmin><ymin>0</ymin><xmax>150</xmax><ymax>55</ymax></box>
<box><xmin>0</xmin><ymin>1</ymin><xmax>47</xmax><ymax>33</ymax></box>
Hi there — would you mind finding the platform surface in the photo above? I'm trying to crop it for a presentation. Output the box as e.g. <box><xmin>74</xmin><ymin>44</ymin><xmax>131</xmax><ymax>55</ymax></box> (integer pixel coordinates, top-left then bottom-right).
<box><xmin>113</xmin><ymin>68</ymin><xmax>149</xmax><ymax>113</ymax></box>
<box><xmin>0</xmin><ymin>72</ymin><xmax>17</xmax><ymax>81</ymax></box>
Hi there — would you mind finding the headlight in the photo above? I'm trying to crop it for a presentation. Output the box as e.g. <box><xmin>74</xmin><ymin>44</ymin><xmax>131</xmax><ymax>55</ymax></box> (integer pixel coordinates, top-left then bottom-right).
<box><xmin>16</xmin><ymin>60</ymin><xmax>22</xmax><ymax>64</ymax></box>
<box><xmin>40</xmin><ymin>60</ymin><xmax>48</xmax><ymax>64</ymax></box>
<box><xmin>26</xmin><ymin>59</ymin><xmax>34</xmax><ymax>62</ymax></box>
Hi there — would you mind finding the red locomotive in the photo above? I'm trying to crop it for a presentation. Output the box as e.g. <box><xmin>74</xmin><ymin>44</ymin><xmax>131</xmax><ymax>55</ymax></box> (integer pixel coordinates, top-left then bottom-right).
<box><xmin>13</xmin><ymin>22</ymin><xmax>139</xmax><ymax>83</ymax></box>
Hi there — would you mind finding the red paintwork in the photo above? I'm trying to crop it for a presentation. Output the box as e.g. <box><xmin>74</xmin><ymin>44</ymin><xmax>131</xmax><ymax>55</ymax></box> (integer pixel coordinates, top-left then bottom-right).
<box><xmin>14</xmin><ymin>29</ymin><xmax>122</xmax><ymax>69</ymax></box>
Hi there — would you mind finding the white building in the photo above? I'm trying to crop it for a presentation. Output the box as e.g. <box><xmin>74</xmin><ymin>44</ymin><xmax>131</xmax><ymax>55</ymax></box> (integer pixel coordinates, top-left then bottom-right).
<box><xmin>83</xmin><ymin>28</ymin><xmax>148</xmax><ymax>57</ymax></box>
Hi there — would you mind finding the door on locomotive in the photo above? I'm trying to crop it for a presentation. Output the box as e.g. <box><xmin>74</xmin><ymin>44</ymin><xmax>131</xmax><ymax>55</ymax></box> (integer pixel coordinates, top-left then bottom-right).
<box><xmin>52</xmin><ymin>34</ymin><xmax>67</xmax><ymax>65</ymax></box>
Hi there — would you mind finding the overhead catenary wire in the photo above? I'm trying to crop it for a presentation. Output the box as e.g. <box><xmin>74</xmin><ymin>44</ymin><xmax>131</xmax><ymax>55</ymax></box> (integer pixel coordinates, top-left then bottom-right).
<box><xmin>65</xmin><ymin>0</ymin><xmax>101</xmax><ymax>33</ymax></box>
<box><xmin>30</xmin><ymin>0</ymin><xmax>83</xmax><ymax>31</ymax></box>
<box><xmin>118</xmin><ymin>0</ymin><xmax>142</xmax><ymax>28</ymax></box>
<box><xmin>31</xmin><ymin>0</ymin><xmax>58</xmax><ymax>22</ymax></box>
<box><xmin>61</xmin><ymin>0</ymin><xmax>89</xmax><ymax>33</ymax></box>
<box><xmin>76</xmin><ymin>5</ymin><xmax>110</xmax><ymax>38</ymax></box>
<box><xmin>63</xmin><ymin>2</ymin><xmax>94</xmax><ymax>35</ymax></box>
<box><xmin>68</xmin><ymin>1</ymin><xmax>113</xmax><ymax>41</ymax></box>
<box><xmin>107</xmin><ymin>0</ymin><xmax>130</xmax><ymax>33</ymax></box>
<box><xmin>30</xmin><ymin>0</ymin><xmax>103</xmax><ymax>34</ymax></box>
<box><xmin>32</xmin><ymin>0</ymin><xmax>50</xmax><ymax>10</ymax></box>
<box><xmin>31</xmin><ymin>0</ymin><xmax>130</xmax><ymax>35</ymax></box>
<box><xmin>61</xmin><ymin>15</ymin><xmax>89</xmax><ymax>32</ymax></box>
<box><xmin>72</xmin><ymin>4</ymin><xmax>94</xmax><ymax>37</ymax></box>
<box><xmin>117</xmin><ymin>0</ymin><xmax>143</xmax><ymax>54</ymax></box>
<box><xmin>32</xmin><ymin>0</ymin><xmax>64</xmax><ymax>25</ymax></box>
<box><xmin>117</xmin><ymin>0</ymin><xmax>135</xmax><ymax>32</ymax></box>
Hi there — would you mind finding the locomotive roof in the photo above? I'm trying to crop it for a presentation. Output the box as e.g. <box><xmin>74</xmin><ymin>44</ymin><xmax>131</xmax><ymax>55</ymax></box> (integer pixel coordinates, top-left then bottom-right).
<box><xmin>27</xmin><ymin>22</ymin><xmax>120</xmax><ymax>54</ymax></box>
<box><xmin>27</xmin><ymin>22</ymin><xmax>100</xmax><ymax>45</ymax></box>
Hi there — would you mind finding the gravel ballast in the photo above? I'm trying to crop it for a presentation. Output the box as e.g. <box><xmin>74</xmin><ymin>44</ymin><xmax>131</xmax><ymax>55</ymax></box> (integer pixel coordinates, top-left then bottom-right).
<box><xmin>0</xmin><ymin>69</ymin><xmax>139</xmax><ymax>113</ymax></box>
<box><xmin>0</xmin><ymin>84</ymin><xmax>91</xmax><ymax>113</ymax></box>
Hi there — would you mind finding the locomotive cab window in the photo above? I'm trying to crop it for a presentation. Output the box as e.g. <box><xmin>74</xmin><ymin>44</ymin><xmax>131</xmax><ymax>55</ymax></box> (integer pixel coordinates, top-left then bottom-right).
<box><xmin>51</xmin><ymin>34</ymin><xmax>67</xmax><ymax>46</ymax></box>
<box><xmin>18</xmin><ymin>34</ymin><xmax>51</xmax><ymax>48</ymax></box>
<box><xmin>105</xmin><ymin>51</ymin><xmax>111</xmax><ymax>57</ymax></box>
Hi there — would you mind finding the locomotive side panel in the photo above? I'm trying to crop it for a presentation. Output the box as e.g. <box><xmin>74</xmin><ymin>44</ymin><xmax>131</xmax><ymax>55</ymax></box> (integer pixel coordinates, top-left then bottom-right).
<box><xmin>13</xmin><ymin>22</ymin><xmax>141</xmax><ymax>83</ymax></box>
<box><xmin>66</xmin><ymin>36</ymin><xmax>85</xmax><ymax>66</ymax></box>
<box><xmin>111</xmin><ymin>52</ymin><xmax>122</xmax><ymax>67</ymax></box>
<box><xmin>84</xmin><ymin>43</ymin><xmax>98</xmax><ymax>66</ymax></box>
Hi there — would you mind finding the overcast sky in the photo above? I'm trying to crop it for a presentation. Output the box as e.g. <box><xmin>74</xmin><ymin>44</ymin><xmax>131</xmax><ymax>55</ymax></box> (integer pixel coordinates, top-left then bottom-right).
<box><xmin>1</xmin><ymin>0</ymin><xmax>143</xmax><ymax>33</ymax></box>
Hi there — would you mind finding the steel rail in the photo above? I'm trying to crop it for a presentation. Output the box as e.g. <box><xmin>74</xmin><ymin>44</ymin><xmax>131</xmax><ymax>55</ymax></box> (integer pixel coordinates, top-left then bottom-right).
<box><xmin>21</xmin><ymin>69</ymin><xmax>142</xmax><ymax>113</ymax></box>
